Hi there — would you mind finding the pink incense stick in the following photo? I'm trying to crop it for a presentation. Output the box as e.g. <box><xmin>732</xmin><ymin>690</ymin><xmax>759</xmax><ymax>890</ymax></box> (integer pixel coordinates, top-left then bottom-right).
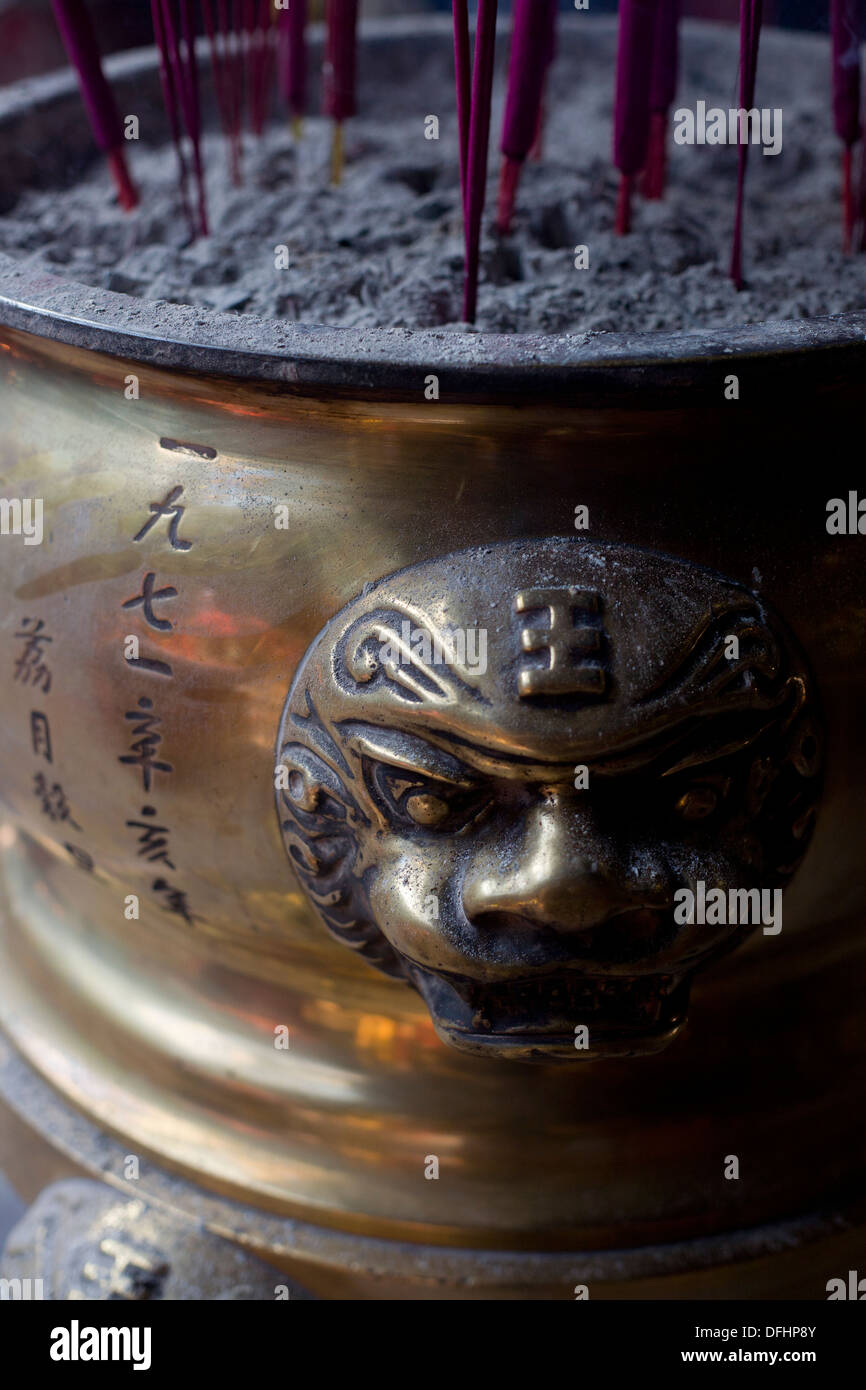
<box><xmin>50</xmin><ymin>0</ymin><xmax>138</xmax><ymax>211</ymax></box>
<box><xmin>253</xmin><ymin>0</ymin><xmax>277</xmax><ymax>138</ymax></box>
<box><xmin>528</xmin><ymin>6</ymin><xmax>558</xmax><ymax>164</ymax></box>
<box><xmin>463</xmin><ymin>0</ymin><xmax>499</xmax><ymax>322</ymax></box>
<box><xmin>729</xmin><ymin>0</ymin><xmax>764</xmax><ymax>289</ymax></box>
<box><xmin>452</xmin><ymin>0</ymin><xmax>471</xmax><ymax>206</ymax></box>
<box><xmin>613</xmin><ymin>0</ymin><xmax>657</xmax><ymax>235</ymax></box>
<box><xmin>244</xmin><ymin>0</ymin><xmax>272</xmax><ymax>138</ymax></box>
<box><xmin>279</xmin><ymin>0</ymin><xmax>308</xmax><ymax>135</ymax></box>
<box><xmin>643</xmin><ymin>0</ymin><xmax>680</xmax><ymax>201</ymax></box>
<box><xmin>830</xmin><ymin>0</ymin><xmax>861</xmax><ymax>251</ymax></box>
<box><xmin>324</xmin><ymin>0</ymin><xmax>360</xmax><ymax>184</ymax></box>
<box><xmin>496</xmin><ymin>0</ymin><xmax>557</xmax><ymax>235</ymax></box>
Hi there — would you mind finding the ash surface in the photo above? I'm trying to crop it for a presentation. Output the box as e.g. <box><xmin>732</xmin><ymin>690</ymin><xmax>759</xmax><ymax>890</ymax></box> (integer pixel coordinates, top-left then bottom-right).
<box><xmin>1</xmin><ymin>20</ymin><xmax>863</xmax><ymax>334</ymax></box>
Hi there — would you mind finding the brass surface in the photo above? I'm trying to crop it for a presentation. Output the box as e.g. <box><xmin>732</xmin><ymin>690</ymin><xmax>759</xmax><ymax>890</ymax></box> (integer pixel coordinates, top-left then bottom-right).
<box><xmin>0</xmin><ymin>321</ymin><xmax>864</xmax><ymax>1267</ymax></box>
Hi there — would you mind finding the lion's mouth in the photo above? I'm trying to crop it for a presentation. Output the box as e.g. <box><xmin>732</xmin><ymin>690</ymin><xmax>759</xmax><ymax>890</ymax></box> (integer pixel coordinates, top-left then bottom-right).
<box><xmin>408</xmin><ymin>964</ymin><xmax>691</xmax><ymax>1061</ymax></box>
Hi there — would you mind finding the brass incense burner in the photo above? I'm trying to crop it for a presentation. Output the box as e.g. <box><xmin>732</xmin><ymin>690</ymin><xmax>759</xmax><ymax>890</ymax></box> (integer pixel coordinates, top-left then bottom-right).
<box><xmin>1</xmin><ymin>20</ymin><xmax>865</xmax><ymax>1299</ymax></box>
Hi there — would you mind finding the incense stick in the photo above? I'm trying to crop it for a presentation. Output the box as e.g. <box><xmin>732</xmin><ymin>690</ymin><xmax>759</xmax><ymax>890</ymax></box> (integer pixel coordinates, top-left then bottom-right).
<box><xmin>279</xmin><ymin>0</ymin><xmax>308</xmax><ymax>138</ymax></box>
<box><xmin>613</xmin><ymin>0</ymin><xmax>656</xmax><ymax>235</ymax></box>
<box><xmin>496</xmin><ymin>0</ymin><xmax>557</xmax><ymax>235</ymax></box>
<box><xmin>179</xmin><ymin>0</ymin><xmax>209</xmax><ymax>235</ymax></box>
<box><xmin>643</xmin><ymin>0</ymin><xmax>680</xmax><ymax>201</ymax></box>
<box><xmin>50</xmin><ymin>0</ymin><xmax>139</xmax><ymax>212</ymax></box>
<box><xmin>452</xmin><ymin>1</ymin><xmax>471</xmax><ymax>207</ymax></box>
<box><xmin>463</xmin><ymin>0</ymin><xmax>498</xmax><ymax>323</ymax></box>
<box><xmin>830</xmin><ymin>0</ymin><xmax>861</xmax><ymax>251</ymax></box>
<box><xmin>729</xmin><ymin>0</ymin><xmax>764</xmax><ymax>289</ymax></box>
<box><xmin>324</xmin><ymin>0</ymin><xmax>359</xmax><ymax>185</ymax></box>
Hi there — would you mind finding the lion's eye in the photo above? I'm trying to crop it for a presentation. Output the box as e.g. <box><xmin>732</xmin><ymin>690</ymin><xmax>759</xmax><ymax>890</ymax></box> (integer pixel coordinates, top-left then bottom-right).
<box><xmin>405</xmin><ymin>793</ymin><xmax>450</xmax><ymax>827</ymax></box>
<box><xmin>365</xmin><ymin>758</ymin><xmax>486</xmax><ymax>833</ymax></box>
<box><xmin>675</xmin><ymin>786</ymin><xmax>719</xmax><ymax>820</ymax></box>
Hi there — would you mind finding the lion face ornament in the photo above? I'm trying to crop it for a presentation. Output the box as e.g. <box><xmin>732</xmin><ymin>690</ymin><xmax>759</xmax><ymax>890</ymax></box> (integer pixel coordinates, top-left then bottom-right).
<box><xmin>275</xmin><ymin>539</ymin><xmax>821</xmax><ymax>1062</ymax></box>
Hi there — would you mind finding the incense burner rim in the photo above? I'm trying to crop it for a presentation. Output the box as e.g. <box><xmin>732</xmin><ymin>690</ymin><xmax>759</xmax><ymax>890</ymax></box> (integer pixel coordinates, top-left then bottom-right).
<box><xmin>2</xmin><ymin>251</ymin><xmax>865</xmax><ymax>402</ymax></box>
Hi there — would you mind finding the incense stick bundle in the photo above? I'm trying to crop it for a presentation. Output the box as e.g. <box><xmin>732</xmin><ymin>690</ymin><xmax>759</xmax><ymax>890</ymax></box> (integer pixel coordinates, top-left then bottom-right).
<box><xmin>50</xmin><ymin>0</ymin><xmax>139</xmax><ymax>211</ymax></box>
<box><xmin>613</xmin><ymin>0</ymin><xmax>657</xmax><ymax>235</ymax></box>
<box><xmin>463</xmin><ymin>0</ymin><xmax>498</xmax><ymax>323</ymax></box>
<box><xmin>323</xmin><ymin>0</ymin><xmax>360</xmax><ymax>185</ymax></box>
<box><xmin>643</xmin><ymin>0</ymin><xmax>680</xmax><ymax>201</ymax></box>
<box><xmin>496</xmin><ymin>0</ymin><xmax>557</xmax><ymax>235</ymax></box>
<box><xmin>279</xmin><ymin>0</ymin><xmax>308</xmax><ymax>137</ymax></box>
<box><xmin>729</xmin><ymin>0</ymin><xmax>764</xmax><ymax>289</ymax></box>
<box><xmin>830</xmin><ymin>0</ymin><xmax>862</xmax><ymax>251</ymax></box>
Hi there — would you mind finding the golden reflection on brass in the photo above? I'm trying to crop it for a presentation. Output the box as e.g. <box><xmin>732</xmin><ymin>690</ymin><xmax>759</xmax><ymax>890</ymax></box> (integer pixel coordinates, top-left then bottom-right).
<box><xmin>0</xmin><ymin>321</ymin><xmax>864</xmax><ymax>1293</ymax></box>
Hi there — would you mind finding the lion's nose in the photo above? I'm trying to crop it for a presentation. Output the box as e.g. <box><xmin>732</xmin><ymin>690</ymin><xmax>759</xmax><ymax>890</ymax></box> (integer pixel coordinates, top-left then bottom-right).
<box><xmin>462</xmin><ymin>792</ymin><xmax>660</xmax><ymax>934</ymax></box>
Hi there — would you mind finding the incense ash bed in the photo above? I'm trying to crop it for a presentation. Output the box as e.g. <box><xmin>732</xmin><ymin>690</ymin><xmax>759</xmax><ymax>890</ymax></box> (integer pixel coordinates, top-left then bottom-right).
<box><xmin>1</xmin><ymin>13</ymin><xmax>865</xmax><ymax>335</ymax></box>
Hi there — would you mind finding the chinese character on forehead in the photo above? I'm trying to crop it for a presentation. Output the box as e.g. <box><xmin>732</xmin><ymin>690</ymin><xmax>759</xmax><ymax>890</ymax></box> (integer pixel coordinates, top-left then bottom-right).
<box><xmin>513</xmin><ymin>587</ymin><xmax>609</xmax><ymax>699</ymax></box>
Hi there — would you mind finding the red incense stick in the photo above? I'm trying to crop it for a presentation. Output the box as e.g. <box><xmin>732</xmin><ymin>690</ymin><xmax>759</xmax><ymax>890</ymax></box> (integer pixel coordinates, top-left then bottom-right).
<box><xmin>50</xmin><ymin>0</ymin><xmax>138</xmax><ymax>211</ymax></box>
<box><xmin>496</xmin><ymin>0</ymin><xmax>557</xmax><ymax>235</ymax></box>
<box><xmin>729</xmin><ymin>0</ymin><xmax>764</xmax><ymax>289</ymax></box>
<box><xmin>463</xmin><ymin>0</ymin><xmax>498</xmax><ymax>322</ymax></box>
<box><xmin>643</xmin><ymin>0</ymin><xmax>680</xmax><ymax>201</ymax></box>
<box><xmin>279</xmin><ymin>0</ymin><xmax>308</xmax><ymax>137</ymax></box>
<box><xmin>244</xmin><ymin>0</ymin><xmax>273</xmax><ymax>138</ymax></box>
<box><xmin>830</xmin><ymin>0</ymin><xmax>861</xmax><ymax>251</ymax></box>
<box><xmin>452</xmin><ymin>0</ymin><xmax>471</xmax><ymax>206</ymax></box>
<box><xmin>528</xmin><ymin>10</ymin><xmax>558</xmax><ymax>165</ymax></box>
<box><xmin>324</xmin><ymin>0</ymin><xmax>359</xmax><ymax>185</ymax></box>
<box><xmin>613</xmin><ymin>0</ymin><xmax>657</xmax><ymax>235</ymax></box>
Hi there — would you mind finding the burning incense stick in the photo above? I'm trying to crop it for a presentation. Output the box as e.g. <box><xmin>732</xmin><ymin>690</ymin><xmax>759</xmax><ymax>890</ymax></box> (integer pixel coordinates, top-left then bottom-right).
<box><xmin>613</xmin><ymin>0</ymin><xmax>656</xmax><ymax>235</ymax></box>
<box><xmin>643</xmin><ymin>0</ymin><xmax>680</xmax><ymax>201</ymax></box>
<box><xmin>729</xmin><ymin>0</ymin><xmax>764</xmax><ymax>289</ymax></box>
<box><xmin>463</xmin><ymin>0</ymin><xmax>498</xmax><ymax>323</ymax></box>
<box><xmin>50</xmin><ymin>0</ymin><xmax>139</xmax><ymax>211</ymax></box>
<box><xmin>279</xmin><ymin>0</ymin><xmax>308</xmax><ymax>138</ymax></box>
<box><xmin>324</xmin><ymin>0</ymin><xmax>359</xmax><ymax>185</ymax></box>
<box><xmin>830</xmin><ymin>0</ymin><xmax>862</xmax><ymax>251</ymax></box>
<box><xmin>496</xmin><ymin>0</ymin><xmax>557</xmax><ymax>235</ymax></box>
